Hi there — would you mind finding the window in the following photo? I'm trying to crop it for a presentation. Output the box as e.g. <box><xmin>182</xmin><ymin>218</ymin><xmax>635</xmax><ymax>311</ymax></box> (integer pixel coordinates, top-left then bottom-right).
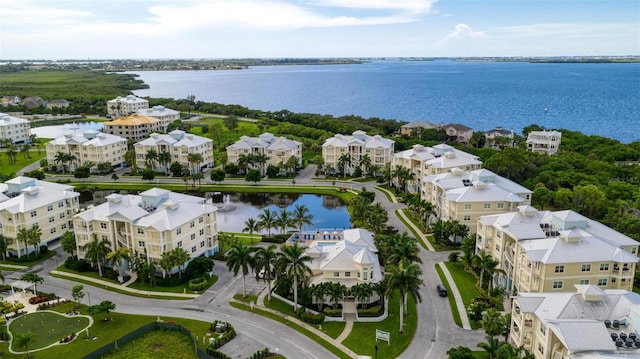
<box><xmin>50</xmin><ymin>228</ymin><xmax>56</xmax><ymax>234</ymax></box>
<box><xmin>138</xmin><ymin>241</ymin><xmax>145</xmax><ymax>247</ymax></box>
<box><xmin>199</xmin><ymin>217</ymin><xmax>203</xmax><ymax>223</ymax></box>
<box><xmin>333</xmin><ymin>272</ymin><xmax>339</xmax><ymax>277</ymax></box>
<box><xmin>497</xmin><ymin>203</ymin><xmax>505</xmax><ymax>209</ymax></box>
<box><xmin>553</xmin><ymin>281</ymin><xmax>563</xmax><ymax>289</ymax></box>
<box><xmin>598</xmin><ymin>278</ymin><xmax>608</xmax><ymax>286</ymax></box>
<box><xmin>463</xmin><ymin>215</ymin><xmax>471</xmax><ymax>221</ymax></box>
<box><xmin>102</xmin><ymin>235</ymin><xmax>108</xmax><ymax>241</ymax></box>
<box><xmin>581</xmin><ymin>264</ymin><xmax>591</xmax><ymax>272</ymax></box>
<box><xmin>483</xmin><ymin>203</ymin><xmax>491</xmax><ymax>209</ymax></box>
<box><xmin>579</xmin><ymin>279</ymin><xmax>589</xmax><ymax>285</ymax></box>
<box><xmin>190</xmin><ymin>221</ymin><xmax>195</xmax><ymax>228</ymax></box>
<box><xmin>61</xmin><ymin>223</ymin><xmax>67</xmax><ymax>230</ymax></box>
<box><xmin>30</xmin><ymin>210</ymin><xmax>37</xmax><ymax>217</ymax></box>
<box><xmin>539</xmin><ymin>323</ymin><xmax>546</xmax><ymax>335</ymax></box>
<box><xmin>554</xmin><ymin>265</ymin><xmax>565</xmax><ymax>273</ymax></box>
<box><xmin>633</xmin><ymin>247</ymin><xmax>637</xmax><ymax>254</ymax></box>
<box><xmin>100</xmin><ymin>223</ymin><xmax>107</xmax><ymax>229</ymax></box>
<box><xmin>58</xmin><ymin>201</ymin><xmax>64</xmax><ymax>208</ymax></box>
<box><xmin>464</xmin><ymin>204</ymin><xmax>472</xmax><ymax>210</ymax></box>
<box><xmin>538</xmin><ymin>344</ymin><xmax>544</xmax><ymax>355</ymax></box>
<box><xmin>137</xmin><ymin>228</ymin><xmax>144</xmax><ymax>234</ymax></box>
<box><xmin>49</xmin><ymin>216</ymin><xmax>55</xmax><ymax>223</ymax></box>
<box><xmin>495</xmin><ymin>244</ymin><xmax>501</xmax><ymax>252</ymax></box>
<box><xmin>199</xmin><ymin>229</ymin><xmax>204</xmax><ymax>236</ymax></box>
<box><xmin>47</xmin><ymin>204</ymin><xmax>54</xmax><ymax>212</ymax></box>
<box><xmin>176</xmin><ymin>228</ymin><xmax>182</xmax><ymax>235</ymax></box>
<box><xmin>600</xmin><ymin>263</ymin><xmax>609</xmax><ymax>271</ymax></box>
<box><xmin>363</xmin><ymin>271</ymin><xmax>368</xmax><ymax>280</ymax></box>
<box><xmin>200</xmin><ymin>241</ymin><xmax>205</xmax><ymax>248</ymax></box>
<box><xmin>190</xmin><ymin>234</ymin><xmax>196</xmax><ymax>240</ymax></box>
<box><xmin>177</xmin><ymin>241</ymin><xmax>182</xmax><ymax>248</ymax></box>
<box><xmin>59</xmin><ymin>212</ymin><xmax>65</xmax><ymax>219</ymax></box>
<box><xmin>345</xmin><ymin>272</ymin><xmax>351</xmax><ymax>277</ymax></box>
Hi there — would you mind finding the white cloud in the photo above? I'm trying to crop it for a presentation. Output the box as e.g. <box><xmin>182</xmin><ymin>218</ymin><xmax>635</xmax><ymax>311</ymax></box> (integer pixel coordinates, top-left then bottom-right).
<box><xmin>1</xmin><ymin>2</ymin><xmax>94</xmax><ymax>26</ymax></box>
<box><xmin>309</xmin><ymin>0</ymin><xmax>436</xmax><ymax>12</ymax></box>
<box><xmin>441</xmin><ymin>23</ymin><xmax>485</xmax><ymax>42</ymax></box>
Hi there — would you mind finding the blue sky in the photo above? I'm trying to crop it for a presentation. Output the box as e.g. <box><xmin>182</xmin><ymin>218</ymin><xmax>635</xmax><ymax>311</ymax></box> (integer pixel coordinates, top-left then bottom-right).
<box><xmin>1</xmin><ymin>0</ymin><xmax>638</xmax><ymax>59</ymax></box>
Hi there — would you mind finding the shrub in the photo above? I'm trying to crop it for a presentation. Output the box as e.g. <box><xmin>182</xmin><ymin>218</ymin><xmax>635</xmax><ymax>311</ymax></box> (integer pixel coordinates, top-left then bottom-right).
<box><xmin>188</xmin><ymin>277</ymin><xmax>208</xmax><ymax>291</ymax></box>
<box><xmin>357</xmin><ymin>305</ymin><xmax>384</xmax><ymax>317</ymax></box>
<box><xmin>448</xmin><ymin>252</ymin><xmax>460</xmax><ymax>262</ymax></box>
<box><xmin>322</xmin><ymin>308</ymin><xmax>343</xmax><ymax>317</ymax></box>
<box><xmin>185</xmin><ymin>256</ymin><xmax>214</xmax><ymax>280</ymax></box>
<box><xmin>64</xmin><ymin>257</ymin><xmax>91</xmax><ymax>271</ymax></box>
<box><xmin>300</xmin><ymin>311</ymin><xmax>325</xmax><ymax>324</ymax></box>
<box><xmin>208</xmin><ymin>321</ymin><xmax>236</xmax><ymax>349</ymax></box>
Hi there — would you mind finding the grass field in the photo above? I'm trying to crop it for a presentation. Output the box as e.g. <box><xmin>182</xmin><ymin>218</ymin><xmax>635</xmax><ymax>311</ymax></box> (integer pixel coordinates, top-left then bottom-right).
<box><xmin>0</xmin><ymin>150</ymin><xmax>46</xmax><ymax>177</ymax></box>
<box><xmin>101</xmin><ymin>329</ymin><xmax>198</xmax><ymax>359</ymax></box>
<box><xmin>9</xmin><ymin>311</ymin><xmax>90</xmax><ymax>351</ymax></box>
<box><xmin>444</xmin><ymin>261</ymin><xmax>480</xmax><ymax>308</ymax></box>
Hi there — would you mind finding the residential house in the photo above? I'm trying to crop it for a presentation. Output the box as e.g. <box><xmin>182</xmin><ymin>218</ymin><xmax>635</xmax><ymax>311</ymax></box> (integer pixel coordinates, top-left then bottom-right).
<box><xmin>392</xmin><ymin>143</ymin><xmax>482</xmax><ymax>194</ymax></box>
<box><xmin>476</xmin><ymin>206</ymin><xmax>639</xmax><ymax>294</ymax></box>
<box><xmin>74</xmin><ymin>188</ymin><xmax>218</xmax><ymax>272</ymax></box>
<box><xmin>399</xmin><ymin>121</ymin><xmax>439</xmax><ymax>136</ymax></box>
<box><xmin>46</xmin><ymin>99</ymin><xmax>70</xmax><ymax>109</ymax></box>
<box><xmin>0</xmin><ymin>96</ymin><xmax>20</xmax><ymax>107</ymax></box>
<box><xmin>527</xmin><ymin>130</ymin><xmax>562</xmax><ymax>155</ymax></box>
<box><xmin>226</xmin><ymin>133</ymin><xmax>302</xmax><ymax>174</ymax></box>
<box><xmin>322</xmin><ymin>130</ymin><xmax>395</xmax><ymax>175</ymax></box>
<box><xmin>134</xmin><ymin>131</ymin><xmax>214</xmax><ymax>173</ymax></box>
<box><xmin>21</xmin><ymin>97</ymin><xmax>47</xmax><ymax>109</ymax></box>
<box><xmin>0</xmin><ymin>177</ymin><xmax>79</xmax><ymax>256</ymax></box>
<box><xmin>103</xmin><ymin>114</ymin><xmax>161</xmax><ymax>142</ymax></box>
<box><xmin>510</xmin><ymin>285</ymin><xmax>640</xmax><ymax>359</ymax></box>
<box><xmin>45</xmin><ymin>130</ymin><xmax>128</xmax><ymax>172</ymax></box>
<box><xmin>485</xmin><ymin>127</ymin><xmax>515</xmax><ymax>149</ymax></box>
<box><xmin>422</xmin><ymin>168</ymin><xmax>532</xmax><ymax>234</ymax></box>
<box><xmin>443</xmin><ymin>123</ymin><xmax>473</xmax><ymax>143</ymax></box>
<box><xmin>0</xmin><ymin>113</ymin><xmax>31</xmax><ymax>144</ymax></box>
<box><xmin>107</xmin><ymin>95</ymin><xmax>149</xmax><ymax>117</ymax></box>
<box><xmin>137</xmin><ymin>105</ymin><xmax>180</xmax><ymax>131</ymax></box>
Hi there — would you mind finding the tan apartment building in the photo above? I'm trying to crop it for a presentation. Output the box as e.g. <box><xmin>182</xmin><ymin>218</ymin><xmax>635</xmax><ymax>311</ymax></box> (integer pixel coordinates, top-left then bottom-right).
<box><xmin>137</xmin><ymin>105</ymin><xmax>180</xmax><ymax>131</ymax></box>
<box><xmin>0</xmin><ymin>177</ymin><xmax>79</xmax><ymax>256</ymax></box>
<box><xmin>107</xmin><ymin>95</ymin><xmax>149</xmax><ymax>117</ymax></box>
<box><xmin>103</xmin><ymin>114</ymin><xmax>161</xmax><ymax>142</ymax></box>
<box><xmin>0</xmin><ymin>113</ymin><xmax>31</xmax><ymax>144</ymax></box>
<box><xmin>74</xmin><ymin>188</ymin><xmax>218</xmax><ymax>274</ymax></box>
<box><xmin>392</xmin><ymin>143</ymin><xmax>482</xmax><ymax>194</ymax></box>
<box><xmin>476</xmin><ymin>206</ymin><xmax>639</xmax><ymax>294</ymax></box>
<box><xmin>134</xmin><ymin>130</ymin><xmax>214</xmax><ymax>173</ymax></box>
<box><xmin>322</xmin><ymin>130</ymin><xmax>395</xmax><ymax>175</ymax></box>
<box><xmin>422</xmin><ymin>168</ymin><xmax>532</xmax><ymax>234</ymax></box>
<box><xmin>510</xmin><ymin>285</ymin><xmax>640</xmax><ymax>359</ymax></box>
<box><xmin>45</xmin><ymin>130</ymin><xmax>128</xmax><ymax>172</ymax></box>
<box><xmin>399</xmin><ymin>121</ymin><xmax>439</xmax><ymax>136</ymax></box>
<box><xmin>527</xmin><ymin>130</ymin><xmax>562</xmax><ymax>155</ymax></box>
<box><xmin>443</xmin><ymin>123</ymin><xmax>473</xmax><ymax>143</ymax></box>
<box><xmin>226</xmin><ymin>133</ymin><xmax>302</xmax><ymax>173</ymax></box>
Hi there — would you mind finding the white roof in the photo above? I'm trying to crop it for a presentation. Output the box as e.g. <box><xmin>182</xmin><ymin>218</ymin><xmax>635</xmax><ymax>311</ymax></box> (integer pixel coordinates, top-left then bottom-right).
<box><xmin>426</xmin><ymin>168</ymin><xmax>531</xmax><ymax>202</ymax></box>
<box><xmin>136</xmin><ymin>132</ymin><xmax>211</xmax><ymax>148</ymax></box>
<box><xmin>444</xmin><ymin>184</ymin><xmax>526</xmax><ymax>203</ymax></box>
<box><xmin>227</xmin><ymin>133</ymin><xmax>301</xmax><ymax>152</ymax></box>
<box><xmin>0</xmin><ymin>177</ymin><xmax>79</xmax><ymax>214</ymax></box>
<box><xmin>48</xmin><ymin>131</ymin><xmax>126</xmax><ymax>147</ymax></box>
<box><xmin>109</xmin><ymin>95</ymin><xmax>148</xmax><ymax>104</ymax></box>
<box><xmin>0</xmin><ymin>113</ymin><xmax>29</xmax><ymax>126</ymax></box>
<box><xmin>322</xmin><ymin>131</ymin><xmax>394</xmax><ymax>149</ymax></box>
<box><xmin>401</xmin><ymin>121</ymin><xmax>438</xmax><ymax>129</ymax></box>
<box><xmin>137</xmin><ymin>105</ymin><xmax>179</xmax><ymax>117</ymax></box>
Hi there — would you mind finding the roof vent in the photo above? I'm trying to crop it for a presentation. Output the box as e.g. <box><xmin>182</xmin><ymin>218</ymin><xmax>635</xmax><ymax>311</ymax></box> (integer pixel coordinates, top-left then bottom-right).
<box><xmin>445</xmin><ymin>152</ymin><xmax>456</xmax><ymax>158</ymax></box>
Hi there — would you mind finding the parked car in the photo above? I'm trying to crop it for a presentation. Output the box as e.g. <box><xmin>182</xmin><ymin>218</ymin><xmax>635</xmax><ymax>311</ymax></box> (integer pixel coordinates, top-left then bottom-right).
<box><xmin>437</xmin><ymin>284</ymin><xmax>448</xmax><ymax>297</ymax></box>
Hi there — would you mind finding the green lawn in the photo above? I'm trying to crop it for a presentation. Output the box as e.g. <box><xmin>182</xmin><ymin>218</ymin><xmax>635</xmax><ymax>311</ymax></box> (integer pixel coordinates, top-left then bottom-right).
<box><xmin>261</xmin><ymin>296</ymin><xmax>345</xmax><ymax>339</ymax></box>
<box><xmin>263</xmin><ymin>296</ymin><xmax>294</xmax><ymax>314</ymax></box>
<box><xmin>436</xmin><ymin>264</ymin><xmax>462</xmax><ymax>327</ymax></box>
<box><xmin>320</xmin><ymin>321</ymin><xmax>346</xmax><ymax>339</ymax></box>
<box><xmin>342</xmin><ymin>294</ymin><xmax>417</xmax><ymax>359</ymax></box>
<box><xmin>9</xmin><ymin>311</ymin><xmax>90</xmax><ymax>351</ymax></box>
<box><xmin>101</xmin><ymin>329</ymin><xmax>198</xmax><ymax>359</ymax></box>
<box><xmin>444</xmin><ymin>261</ymin><xmax>480</xmax><ymax>308</ymax></box>
<box><xmin>0</xmin><ymin>151</ymin><xmax>47</xmax><ymax>177</ymax></box>
<box><xmin>127</xmin><ymin>276</ymin><xmax>218</xmax><ymax>294</ymax></box>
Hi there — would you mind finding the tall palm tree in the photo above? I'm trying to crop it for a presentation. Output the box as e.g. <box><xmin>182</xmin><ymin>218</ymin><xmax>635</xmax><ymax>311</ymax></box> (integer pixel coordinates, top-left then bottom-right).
<box><xmin>477</xmin><ymin>335</ymin><xmax>502</xmax><ymax>359</ymax></box>
<box><xmin>226</xmin><ymin>243</ymin><xmax>256</xmax><ymax>298</ymax></box>
<box><xmin>187</xmin><ymin>152</ymin><xmax>203</xmax><ymax>174</ymax></box>
<box><xmin>253</xmin><ymin>244</ymin><xmax>277</xmax><ymax>301</ymax></box>
<box><xmin>359</xmin><ymin>154</ymin><xmax>372</xmax><ymax>175</ymax></box>
<box><xmin>145</xmin><ymin>148</ymin><xmax>158</xmax><ymax>169</ymax></box>
<box><xmin>83</xmin><ymin>234</ymin><xmax>112</xmax><ymax>277</ymax></box>
<box><xmin>275</xmin><ymin>209</ymin><xmax>294</xmax><ymax>235</ymax></box>
<box><xmin>14</xmin><ymin>331</ymin><xmax>37</xmax><ymax>359</ymax></box>
<box><xmin>337</xmin><ymin>153</ymin><xmax>351</xmax><ymax>177</ymax></box>
<box><xmin>171</xmin><ymin>247</ymin><xmax>190</xmax><ymax>279</ymax></box>
<box><xmin>253</xmin><ymin>152</ymin><xmax>269</xmax><ymax>175</ymax></box>
<box><xmin>387</xmin><ymin>232</ymin><xmax>422</xmax><ymax>266</ymax></box>
<box><xmin>327</xmin><ymin>282</ymin><xmax>347</xmax><ymax>309</ymax></box>
<box><xmin>384</xmin><ymin>259</ymin><xmax>424</xmax><ymax>333</ymax></box>
<box><xmin>0</xmin><ymin>234</ymin><xmax>9</xmax><ymax>261</ymax></box>
<box><xmin>16</xmin><ymin>227</ymin><xmax>30</xmax><ymax>258</ymax></box>
<box><xmin>473</xmin><ymin>250</ymin><xmax>499</xmax><ymax>290</ymax></box>
<box><xmin>392</xmin><ymin>165</ymin><xmax>414</xmax><ymax>193</ymax></box>
<box><xmin>351</xmin><ymin>282</ymin><xmax>374</xmax><ymax>308</ymax></box>
<box><xmin>20</xmin><ymin>273</ymin><xmax>44</xmax><ymax>294</ymax></box>
<box><xmin>159</xmin><ymin>251</ymin><xmax>175</xmax><ymax>278</ymax></box>
<box><xmin>310</xmin><ymin>282</ymin><xmax>330</xmax><ymax>312</ymax></box>
<box><xmin>242</xmin><ymin>217</ymin><xmax>261</xmax><ymax>243</ymax></box>
<box><xmin>277</xmin><ymin>243</ymin><xmax>312</xmax><ymax>311</ymax></box>
<box><xmin>258</xmin><ymin>208</ymin><xmax>277</xmax><ymax>238</ymax></box>
<box><xmin>107</xmin><ymin>247</ymin><xmax>132</xmax><ymax>277</ymax></box>
<box><xmin>158</xmin><ymin>151</ymin><xmax>172</xmax><ymax>174</ymax></box>
<box><xmin>27</xmin><ymin>225</ymin><xmax>42</xmax><ymax>258</ymax></box>
<box><xmin>293</xmin><ymin>204</ymin><xmax>314</xmax><ymax>233</ymax></box>
<box><xmin>367</xmin><ymin>203</ymin><xmax>388</xmax><ymax>234</ymax></box>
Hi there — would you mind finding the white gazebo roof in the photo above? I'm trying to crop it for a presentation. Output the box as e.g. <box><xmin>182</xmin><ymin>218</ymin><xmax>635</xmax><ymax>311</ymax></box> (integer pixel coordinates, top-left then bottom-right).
<box><xmin>10</xmin><ymin>280</ymin><xmax>35</xmax><ymax>291</ymax></box>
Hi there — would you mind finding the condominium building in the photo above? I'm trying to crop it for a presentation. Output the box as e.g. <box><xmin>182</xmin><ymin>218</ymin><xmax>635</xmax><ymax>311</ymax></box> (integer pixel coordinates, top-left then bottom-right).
<box><xmin>485</xmin><ymin>127</ymin><xmax>515</xmax><ymax>149</ymax></box>
<box><xmin>103</xmin><ymin>114</ymin><xmax>161</xmax><ymax>141</ymax></box>
<box><xmin>137</xmin><ymin>105</ymin><xmax>180</xmax><ymax>131</ymax></box>
<box><xmin>399</xmin><ymin>121</ymin><xmax>439</xmax><ymax>136</ymax></box>
<box><xmin>476</xmin><ymin>206</ymin><xmax>639</xmax><ymax>294</ymax></box>
<box><xmin>322</xmin><ymin>130</ymin><xmax>395</xmax><ymax>175</ymax></box>
<box><xmin>226</xmin><ymin>133</ymin><xmax>302</xmax><ymax>172</ymax></box>
<box><xmin>510</xmin><ymin>285</ymin><xmax>640</xmax><ymax>359</ymax></box>
<box><xmin>107</xmin><ymin>95</ymin><xmax>149</xmax><ymax>117</ymax></box>
<box><xmin>527</xmin><ymin>130</ymin><xmax>562</xmax><ymax>155</ymax></box>
<box><xmin>0</xmin><ymin>113</ymin><xmax>31</xmax><ymax>144</ymax></box>
<box><xmin>443</xmin><ymin>123</ymin><xmax>473</xmax><ymax>143</ymax></box>
<box><xmin>0</xmin><ymin>177</ymin><xmax>79</xmax><ymax>256</ymax></box>
<box><xmin>45</xmin><ymin>130</ymin><xmax>128</xmax><ymax>172</ymax></box>
<box><xmin>74</xmin><ymin>188</ymin><xmax>218</xmax><ymax>271</ymax></box>
<box><xmin>134</xmin><ymin>130</ymin><xmax>214</xmax><ymax>173</ymax></box>
<box><xmin>392</xmin><ymin>144</ymin><xmax>482</xmax><ymax>194</ymax></box>
<box><xmin>422</xmin><ymin>168</ymin><xmax>532</xmax><ymax>233</ymax></box>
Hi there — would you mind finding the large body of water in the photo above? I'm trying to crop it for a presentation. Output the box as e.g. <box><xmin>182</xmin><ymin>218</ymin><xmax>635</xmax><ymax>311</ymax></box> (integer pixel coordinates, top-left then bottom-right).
<box><xmin>129</xmin><ymin>60</ymin><xmax>640</xmax><ymax>143</ymax></box>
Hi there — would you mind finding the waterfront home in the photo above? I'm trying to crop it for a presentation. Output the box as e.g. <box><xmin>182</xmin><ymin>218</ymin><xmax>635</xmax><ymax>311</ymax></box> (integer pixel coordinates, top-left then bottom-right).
<box><xmin>422</xmin><ymin>168</ymin><xmax>531</xmax><ymax>234</ymax></box>
<box><xmin>103</xmin><ymin>114</ymin><xmax>161</xmax><ymax>142</ymax></box>
<box><xmin>134</xmin><ymin>130</ymin><xmax>214</xmax><ymax>174</ymax></box>
<box><xmin>107</xmin><ymin>95</ymin><xmax>149</xmax><ymax>117</ymax></box>
<box><xmin>476</xmin><ymin>206</ymin><xmax>639</xmax><ymax>293</ymax></box>
<box><xmin>510</xmin><ymin>285</ymin><xmax>640</xmax><ymax>359</ymax></box>
<box><xmin>0</xmin><ymin>176</ymin><xmax>79</xmax><ymax>256</ymax></box>
<box><xmin>443</xmin><ymin>123</ymin><xmax>473</xmax><ymax>143</ymax></box>
<box><xmin>527</xmin><ymin>130</ymin><xmax>562</xmax><ymax>155</ymax></box>
<box><xmin>0</xmin><ymin>113</ymin><xmax>31</xmax><ymax>144</ymax></box>
<box><xmin>399</xmin><ymin>121</ymin><xmax>439</xmax><ymax>136</ymax></box>
<box><xmin>226</xmin><ymin>133</ymin><xmax>302</xmax><ymax>174</ymax></box>
<box><xmin>137</xmin><ymin>105</ymin><xmax>180</xmax><ymax>131</ymax></box>
<box><xmin>74</xmin><ymin>188</ymin><xmax>218</xmax><ymax>274</ymax></box>
<box><xmin>45</xmin><ymin>130</ymin><xmax>128</xmax><ymax>172</ymax></box>
<box><xmin>484</xmin><ymin>127</ymin><xmax>515</xmax><ymax>149</ymax></box>
<box><xmin>322</xmin><ymin>130</ymin><xmax>395</xmax><ymax>176</ymax></box>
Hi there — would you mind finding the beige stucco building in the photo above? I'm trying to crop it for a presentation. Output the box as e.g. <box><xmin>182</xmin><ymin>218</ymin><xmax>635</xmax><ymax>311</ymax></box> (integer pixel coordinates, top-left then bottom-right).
<box><xmin>134</xmin><ymin>130</ymin><xmax>214</xmax><ymax>173</ymax></box>
<box><xmin>527</xmin><ymin>130</ymin><xmax>562</xmax><ymax>155</ymax></box>
<box><xmin>399</xmin><ymin>121</ymin><xmax>439</xmax><ymax>136</ymax></box>
<box><xmin>103</xmin><ymin>114</ymin><xmax>161</xmax><ymax>142</ymax></box>
<box><xmin>226</xmin><ymin>133</ymin><xmax>302</xmax><ymax>172</ymax></box>
<box><xmin>107</xmin><ymin>95</ymin><xmax>149</xmax><ymax>117</ymax></box>
<box><xmin>137</xmin><ymin>105</ymin><xmax>180</xmax><ymax>131</ymax></box>
<box><xmin>322</xmin><ymin>130</ymin><xmax>395</xmax><ymax>175</ymax></box>
<box><xmin>0</xmin><ymin>113</ymin><xmax>31</xmax><ymax>144</ymax></box>
<box><xmin>0</xmin><ymin>177</ymin><xmax>79</xmax><ymax>256</ymax></box>
<box><xmin>477</xmin><ymin>206</ymin><xmax>639</xmax><ymax>294</ymax></box>
<box><xmin>45</xmin><ymin>130</ymin><xmax>128</xmax><ymax>172</ymax></box>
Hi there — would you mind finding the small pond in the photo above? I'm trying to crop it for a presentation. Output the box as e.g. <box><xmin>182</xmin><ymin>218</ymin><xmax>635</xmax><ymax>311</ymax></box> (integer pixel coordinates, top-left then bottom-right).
<box><xmin>79</xmin><ymin>191</ymin><xmax>351</xmax><ymax>233</ymax></box>
<box><xmin>30</xmin><ymin>121</ymin><xmax>104</xmax><ymax>139</ymax></box>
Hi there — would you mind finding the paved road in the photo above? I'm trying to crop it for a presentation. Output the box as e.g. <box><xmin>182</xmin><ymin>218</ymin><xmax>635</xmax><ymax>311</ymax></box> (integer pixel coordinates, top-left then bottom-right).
<box><xmin>8</xmin><ymin>170</ymin><xmax>486</xmax><ymax>358</ymax></box>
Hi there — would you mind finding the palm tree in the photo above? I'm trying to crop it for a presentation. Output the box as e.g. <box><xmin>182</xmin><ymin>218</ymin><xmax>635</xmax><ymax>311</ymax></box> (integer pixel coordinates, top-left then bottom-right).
<box><xmin>337</xmin><ymin>153</ymin><xmax>351</xmax><ymax>177</ymax></box>
<box><xmin>253</xmin><ymin>152</ymin><xmax>269</xmax><ymax>175</ymax></box>
<box><xmin>277</xmin><ymin>243</ymin><xmax>312</xmax><ymax>311</ymax></box>
<box><xmin>275</xmin><ymin>209</ymin><xmax>294</xmax><ymax>235</ymax></box>
<box><xmin>27</xmin><ymin>225</ymin><xmax>42</xmax><ymax>258</ymax></box>
<box><xmin>107</xmin><ymin>247</ymin><xmax>132</xmax><ymax>278</ymax></box>
<box><xmin>138</xmin><ymin>260</ymin><xmax>157</xmax><ymax>287</ymax></box>
<box><xmin>159</xmin><ymin>251</ymin><xmax>175</xmax><ymax>278</ymax></box>
<box><xmin>477</xmin><ymin>335</ymin><xmax>502</xmax><ymax>359</ymax></box>
<box><xmin>158</xmin><ymin>151</ymin><xmax>172</xmax><ymax>174</ymax></box>
<box><xmin>226</xmin><ymin>243</ymin><xmax>256</xmax><ymax>298</ymax></box>
<box><xmin>0</xmin><ymin>234</ymin><xmax>9</xmax><ymax>261</ymax></box>
<box><xmin>384</xmin><ymin>259</ymin><xmax>424</xmax><ymax>333</ymax></box>
<box><xmin>242</xmin><ymin>217</ymin><xmax>261</xmax><ymax>243</ymax></box>
<box><xmin>20</xmin><ymin>273</ymin><xmax>44</xmax><ymax>294</ymax></box>
<box><xmin>392</xmin><ymin>165</ymin><xmax>414</xmax><ymax>193</ymax></box>
<box><xmin>16</xmin><ymin>227</ymin><xmax>30</xmax><ymax>257</ymax></box>
<box><xmin>258</xmin><ymin>208</ymin><xmax>277</xmax><ymax>238</ymax></box>
<box><xmin>367</xmin><ymin>203</ymin><xmax>388</xmax><ymax>234</ymax></box>
<box><xmin>473</xmin><ymin>250</ymin><xmax>498</xmax><ymax>290</ymax></box>
<box><xmin>351</xmin><ymin>282</ymin><xmax>374</xmax><ymax>308</ymax></box>
<box><xmin>293</xmin><ymin>204</ymin><xmax>314</xmax><ymax>232</ymax></box>
<box><xmin>359</xmin><ymin>154</ymin><xmax>372</xmax><ymax>175</ymax></box>
<box><xmin>253</xmin><ymin>244</ymin><xmax>278</xmax><ymax>301</ymax></box>
<box><xmin>387</xmin><ymin>232</ymin><xmax>422</xmax><ymax>266</ymax></box>
<box><xmin>145</xmin><ymin>148</ymin><xmax>158</xmax><ymax>169</ymax></box>
<box><xmin>171</xmin><ymin>247</ymin><xmax>190</xmax><ymax>279</ymax></box>
<box><xmin>187</xmin><ymin>152</ymin><xmax>203</xmax><ymax>174</ymax></box>
<box><xmin>14</xmin><ymin>331</ymin><xmax>37</xmax><ymax>359</ymax></box>
<box><xmin>83</xmin><ymin>234</ymin><xmax>111</xmax><ymax>277</ymax></box>
<box><xmin>310</xmin><ymin>282</ymin><xmax>330</xmax><ymax>312</ymax></box>
<box><xmin>327</xmin><ymin>282</ymin><xmax>347</xmax><ymax>309</ymax></box>
<box><xmin>61</xmin><ymin>231</ymin><xmax>77</xmax><ymax>258</ymax></box>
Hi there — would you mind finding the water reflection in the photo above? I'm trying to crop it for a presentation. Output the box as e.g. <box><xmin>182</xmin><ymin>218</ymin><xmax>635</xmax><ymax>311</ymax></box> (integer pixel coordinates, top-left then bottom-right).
<box><xmin>79</xmin><ymin>191</ymin><xmax>351</xmax><ymax>233</ymax></box>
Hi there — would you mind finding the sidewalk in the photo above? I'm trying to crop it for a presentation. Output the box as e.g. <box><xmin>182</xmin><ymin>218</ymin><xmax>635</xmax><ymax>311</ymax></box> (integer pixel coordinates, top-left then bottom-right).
<box><xmin>51</xmin><ymin>270</ymin><xmax>199</xmax><ymax>299</ymax></box>
<box><xmin>437</xmin><ymin>262</ymin><xmax>471</xmax><ymax>330</ymax></box>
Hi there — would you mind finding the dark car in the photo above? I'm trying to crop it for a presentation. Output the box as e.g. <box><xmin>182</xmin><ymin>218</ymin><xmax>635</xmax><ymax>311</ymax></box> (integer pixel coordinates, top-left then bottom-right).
<box><xmin>437</xmin><ymin>284</ymin><xmax>448</xmax><ymax>297</ymax></box>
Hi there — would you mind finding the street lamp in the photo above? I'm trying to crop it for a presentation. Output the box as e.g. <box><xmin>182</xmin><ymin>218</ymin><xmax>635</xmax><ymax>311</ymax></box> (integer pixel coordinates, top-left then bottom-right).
<box><xmin>88</xmin><ymin>292</ymin><xmax>91</xmax><ymax>306</ymax></box>
<box><xmin>375</xmin><ymin>344</ymin><xmax>378</xmax><ymax>359</ymax></box>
